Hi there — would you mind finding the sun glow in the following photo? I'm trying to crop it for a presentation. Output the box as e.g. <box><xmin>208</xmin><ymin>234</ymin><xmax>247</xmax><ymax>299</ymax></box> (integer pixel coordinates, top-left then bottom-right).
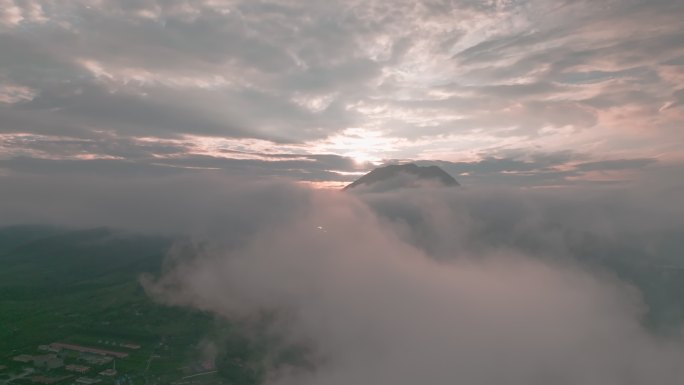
<box><xmin>347</xmin><ymin>151</ymin><xmax>381</xmax><ymax>166</ymax></box>
<box><xmin>313</xmin><ymin>128</ymin><xmax>397</xmax><ymax>166</ymax></box>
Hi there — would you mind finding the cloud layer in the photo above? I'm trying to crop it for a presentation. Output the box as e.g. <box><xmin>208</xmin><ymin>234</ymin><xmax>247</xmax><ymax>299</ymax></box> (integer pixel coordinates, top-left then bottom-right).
<box><xmin>3</xmin><ymin>169</ymin><xmax>681</xmax><ymax>384</ymax></box>
<box><xmin>139</xmin><ymin>178</ymin><xmax>684</xmax><ymax>385</ymax></box>
<box><xmin>1</xmin><ymin>0</ymin><xmax>683</xmax><ymax>185</ymax></box>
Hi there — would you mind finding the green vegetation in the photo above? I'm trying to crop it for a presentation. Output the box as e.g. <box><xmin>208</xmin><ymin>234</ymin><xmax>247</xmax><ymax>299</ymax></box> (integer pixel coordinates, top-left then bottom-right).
<box><xmin>5</xmin><ymin>224</ymin><xmax>679</xmax><ymax>385</ymax></box>
<box><xmin>0</xmin><ymin>226</ymin><xmax>228</xmax><ymax>385</ymax></box>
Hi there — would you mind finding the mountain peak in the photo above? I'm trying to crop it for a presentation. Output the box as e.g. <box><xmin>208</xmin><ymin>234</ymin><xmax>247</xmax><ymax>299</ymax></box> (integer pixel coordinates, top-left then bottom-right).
<box><xmin>343</xmin><ymin>163</ymin><xmax>459</xmax><ymax>191</ymax></box>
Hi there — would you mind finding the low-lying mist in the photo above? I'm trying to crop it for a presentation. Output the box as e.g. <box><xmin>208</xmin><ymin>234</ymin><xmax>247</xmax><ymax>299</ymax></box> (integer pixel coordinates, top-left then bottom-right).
<box><xmin>2</xmin><ymin>173</ymin><xmax>684</xmax><ymax>384</ymax></box>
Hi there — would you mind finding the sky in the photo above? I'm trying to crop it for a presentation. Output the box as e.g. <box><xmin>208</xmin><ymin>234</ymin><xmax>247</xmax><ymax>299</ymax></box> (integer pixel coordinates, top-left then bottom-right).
<box><xmin>1</xmin><ymin>0</ymin><xmax>683</xmax><ymax>187</ymax></box>
<box><xmin>2</xmin><ymin>3</ymin><xmax>684</xmax><ymax>382</ymax></box>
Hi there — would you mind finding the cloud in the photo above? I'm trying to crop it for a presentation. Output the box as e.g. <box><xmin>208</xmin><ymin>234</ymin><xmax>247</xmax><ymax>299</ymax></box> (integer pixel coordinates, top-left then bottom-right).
<box><xmin>0</xmin><ymin>0</ymin><xmax>681</xmax><ymax>182</ymax></box>
<box><xmin>413</xmin><ymin>152</ymin><xmax>660</xmax><ymax>186</ymax></box>
<box><xmin>148</xmin><ymin>244</ymin><xmax>684</xmax><ymax>385</ymax></box>
<box><xmin>1</xmin><ymin>1</ymin><xmax>683</xmax><ymax>381</ymax></box>
<box><xmin>1</xmin><ymin>170</ymin><xmax>684</xmax><ymax>384</ymax></box>
<box><xmin>135</xmin><ymin>177</ymin><xmax>684</xmax><ymax>385</ymax></box>
<box><xmin>575</xmin><ymin>158</ymin><xmax>657</xmax><ymax>172</ymax></box>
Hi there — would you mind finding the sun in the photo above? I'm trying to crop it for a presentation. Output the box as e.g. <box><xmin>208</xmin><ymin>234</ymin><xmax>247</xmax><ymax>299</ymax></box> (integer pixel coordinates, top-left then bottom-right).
<box><xmin>346</xmin><ymin>150</ymin><xmax>381</xmax><ymax>166</ymax></box>
<box><xmin>310</xmin><ymin>128</ymin><xmax>393</xmax><ymax>167</ymax></box>
<box><xmin>331</xmin><ymin>128</ymin><xmax>389</xmax><ymax>166</ymax></box>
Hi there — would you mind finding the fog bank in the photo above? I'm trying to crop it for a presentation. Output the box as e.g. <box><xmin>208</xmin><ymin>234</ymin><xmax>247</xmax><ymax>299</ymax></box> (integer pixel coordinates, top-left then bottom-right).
<box><xmin>2</xmin><ymin>173</ymin><xmax>684</xmax><ymax>384</ymax></box>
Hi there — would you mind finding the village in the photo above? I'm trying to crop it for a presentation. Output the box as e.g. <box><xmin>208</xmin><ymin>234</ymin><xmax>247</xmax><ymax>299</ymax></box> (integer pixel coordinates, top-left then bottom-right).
<box><xmin>1</xmin><ymin>336</ymin><xmax>223</xmax><ymax>385</ymax></box>
<box><xmin>3</xmin><ymin>341</ymin><xmax>143</xmax><ymax>385</ymax></box>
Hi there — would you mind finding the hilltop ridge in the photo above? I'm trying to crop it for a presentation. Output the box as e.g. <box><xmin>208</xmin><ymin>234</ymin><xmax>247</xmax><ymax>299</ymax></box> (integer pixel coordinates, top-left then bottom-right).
<box><xmin>343</xmin><ymin>163</ymin><xmax>459</xmax><ymax>191</ymax></box>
